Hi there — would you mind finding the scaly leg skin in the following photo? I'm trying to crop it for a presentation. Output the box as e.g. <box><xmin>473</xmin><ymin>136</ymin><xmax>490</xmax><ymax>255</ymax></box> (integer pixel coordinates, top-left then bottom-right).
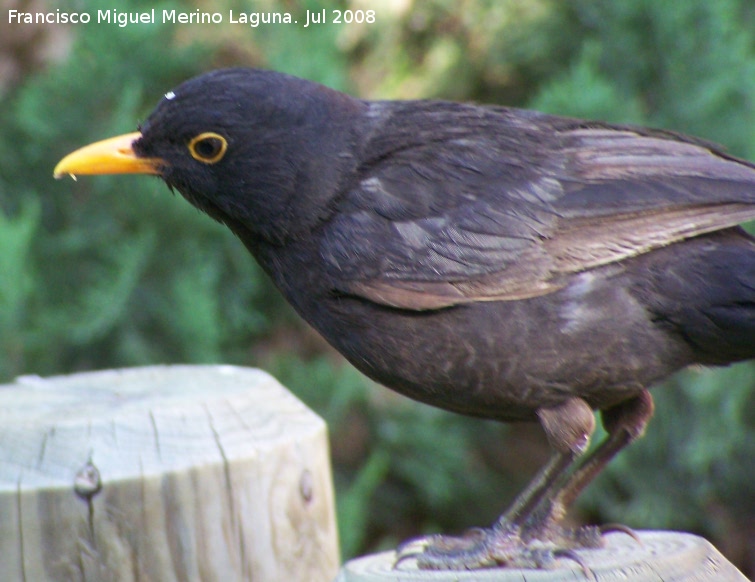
<box><xmin>551</xmin><ymin>390</ymin><xmax>655</xmax><ymax>517</ymax></box>
<box><xmin>395</xmin><ymin>392</ymin><xmax>654</xmax><ymax>572</ymax></box>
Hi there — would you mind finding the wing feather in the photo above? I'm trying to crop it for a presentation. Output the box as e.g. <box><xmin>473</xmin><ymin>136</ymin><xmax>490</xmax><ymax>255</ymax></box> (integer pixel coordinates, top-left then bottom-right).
<box><xmin>320</xmin><ymin>104</ymin><xmax>755</xmax><ymax>309</ymax></box>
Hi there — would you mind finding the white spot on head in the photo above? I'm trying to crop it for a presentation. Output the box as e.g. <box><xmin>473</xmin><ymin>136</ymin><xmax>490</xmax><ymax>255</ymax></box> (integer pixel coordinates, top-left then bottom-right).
<box><xmin>165</xmin><ymin>91</ymin><xmax>176</xmax><ymax>100</ymax></box>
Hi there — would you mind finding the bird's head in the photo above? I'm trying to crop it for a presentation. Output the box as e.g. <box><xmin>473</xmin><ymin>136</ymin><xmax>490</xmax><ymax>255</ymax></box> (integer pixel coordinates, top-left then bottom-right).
<box><xmin>54</xmin><ymin>68</ymin><xmax>363</xmax><ymax>245</ymax></box>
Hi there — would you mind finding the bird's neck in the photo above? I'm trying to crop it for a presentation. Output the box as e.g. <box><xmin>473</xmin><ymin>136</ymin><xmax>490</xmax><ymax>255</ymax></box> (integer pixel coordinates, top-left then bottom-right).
<box><xmin>239</xmin><ymin>95</ymin><xmax>367</xmax><ymax>247</ymax></box>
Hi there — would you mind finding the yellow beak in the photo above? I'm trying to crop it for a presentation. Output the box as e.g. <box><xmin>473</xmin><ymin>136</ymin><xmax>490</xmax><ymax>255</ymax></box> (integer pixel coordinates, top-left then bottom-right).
<box><xmin>53</xmin><ymin>132</ymin><xmax>164</xmax><ymax>179</ymax></box>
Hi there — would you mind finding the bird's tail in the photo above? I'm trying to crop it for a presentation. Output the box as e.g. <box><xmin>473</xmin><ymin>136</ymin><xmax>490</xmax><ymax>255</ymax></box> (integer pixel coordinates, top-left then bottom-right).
<box><xmin>640</xmin><ymin>227</ymin><xmax>755</xmax><ymax>364</ymax></box>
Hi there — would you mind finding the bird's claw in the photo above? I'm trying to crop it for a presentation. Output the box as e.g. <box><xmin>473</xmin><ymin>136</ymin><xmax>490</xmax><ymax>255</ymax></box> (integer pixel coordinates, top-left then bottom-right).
<box><xmin>600</xmin><ymin>522</ymin><xmax>643</xmax><ymax>546</ymax></box>
<box><xmin>394</xmin><ymin>521</ymin><xmax>604</xmax><ymax>575</ymax></box>
<box><xmin>395</xmin><ymin>527</ymin><xmax>501</xmax><ymax>570</ymax></box>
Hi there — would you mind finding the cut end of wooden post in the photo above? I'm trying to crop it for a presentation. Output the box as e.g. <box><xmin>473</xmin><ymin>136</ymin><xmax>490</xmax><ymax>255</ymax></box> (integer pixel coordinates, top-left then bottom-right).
<box><xmin>0</xmin><ymin>365</ymin><xmax>339</xmax><ymax>582</ymax></box>
<box><xmin>336</xmin><ymin>531</ymin><xmax>748</xmax><ymax>581</ymax></box>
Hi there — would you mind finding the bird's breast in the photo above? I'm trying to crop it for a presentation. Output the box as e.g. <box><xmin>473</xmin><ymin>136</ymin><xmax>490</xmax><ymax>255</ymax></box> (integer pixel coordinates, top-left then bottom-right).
<box><xmin>255</xmin><ymin>240</ymin><xmax>696</xmax><ymax>422</ymax></box>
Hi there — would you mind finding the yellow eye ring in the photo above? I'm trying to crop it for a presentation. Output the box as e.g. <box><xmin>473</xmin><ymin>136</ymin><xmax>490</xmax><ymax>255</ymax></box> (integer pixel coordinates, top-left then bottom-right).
<box><xmin>188</xmin><ymin>132</ymin><xmax>228</xmax><ymax>164</ymax></box>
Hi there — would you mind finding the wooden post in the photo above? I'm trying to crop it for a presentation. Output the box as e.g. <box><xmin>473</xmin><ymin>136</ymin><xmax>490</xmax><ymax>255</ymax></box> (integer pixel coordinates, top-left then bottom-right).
<box><xmin>336</xmin><ymin>531</ymin><xmax>748</xmax><ymax>581</ymax></box>
<box><xmin>0</xmin><ymin>365</ymin><xmax>339</xmax><ymax>582</ymax></box>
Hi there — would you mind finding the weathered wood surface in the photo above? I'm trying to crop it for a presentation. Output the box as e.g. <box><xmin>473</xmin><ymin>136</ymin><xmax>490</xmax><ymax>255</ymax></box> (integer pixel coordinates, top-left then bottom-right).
<box><xmin>335</xmin><ymin>530</ymin><xmax>748</xmax><ymax>581</ymax></box>
<box><xmin>0</xmin><ymin>365</ymin><xmax>339</xmax><ymax>582</ymax></box>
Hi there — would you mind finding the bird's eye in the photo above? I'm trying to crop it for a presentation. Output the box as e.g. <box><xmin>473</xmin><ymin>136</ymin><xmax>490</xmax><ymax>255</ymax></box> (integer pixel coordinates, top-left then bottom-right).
<box><xmin>188</xmin><ymin>132</ymin><xmax>228</xmax><ymax>164</ymax></box>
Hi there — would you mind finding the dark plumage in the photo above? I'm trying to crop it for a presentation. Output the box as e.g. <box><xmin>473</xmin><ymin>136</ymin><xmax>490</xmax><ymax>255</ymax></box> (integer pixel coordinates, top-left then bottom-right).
<box><xmin>55</xmin><ymin>68</ymin><xmax>755</xmax><ymax>571</ymax></box>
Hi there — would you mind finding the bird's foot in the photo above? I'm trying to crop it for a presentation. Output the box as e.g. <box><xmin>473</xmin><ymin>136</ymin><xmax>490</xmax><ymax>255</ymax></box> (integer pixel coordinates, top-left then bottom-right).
<box><xmin>395</xmin><ymin>520</ymin><xmax>608</xmax><ymax>573</ymax></box>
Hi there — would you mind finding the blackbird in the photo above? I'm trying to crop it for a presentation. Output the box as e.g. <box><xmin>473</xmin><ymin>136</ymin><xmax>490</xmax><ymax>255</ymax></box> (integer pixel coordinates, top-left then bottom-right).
<box><xmin>55</xmin><ymin>68</ymin><xmax>755</xmax><ymax>571</ymax></box>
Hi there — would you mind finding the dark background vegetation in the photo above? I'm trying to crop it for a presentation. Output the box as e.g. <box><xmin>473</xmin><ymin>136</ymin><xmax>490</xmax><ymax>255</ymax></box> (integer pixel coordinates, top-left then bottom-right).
<box><xmin>1</xmin><ymin>0</ymin><xmax>753</xmax><ymax>575</ymax></box>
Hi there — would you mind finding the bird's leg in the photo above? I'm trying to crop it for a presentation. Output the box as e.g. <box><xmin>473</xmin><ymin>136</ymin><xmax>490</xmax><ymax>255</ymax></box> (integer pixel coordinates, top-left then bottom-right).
<box><xmin>396</xmin><ymin>397</ymin><xmax>600</xmax><ymax>570</ymax></box>
<box><xmin>501</xmin><ymin>397</ymin><xmax>596</xmax><ymax>525</ymax></box>
<box><xmin>396</xmin><ymin>393</ymin><xmax>653</xmax><ymax>571</ymax></box>
<box><xmin>550</xmin><ymin>389</ymin><xmax>655</xmax><ymax>516</ymax></box>
<box><xmin>515</xmin><ymin>389</ymin><xmax>654</xmax><ymax>545</ymax></box>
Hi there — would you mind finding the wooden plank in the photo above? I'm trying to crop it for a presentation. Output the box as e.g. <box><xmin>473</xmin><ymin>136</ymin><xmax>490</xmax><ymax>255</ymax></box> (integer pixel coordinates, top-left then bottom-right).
<box><xmin>0</xmin><ymin>365</ymin><xmax>339</xmax><ymax>582</ymax></box>
<box><xmin>336</xmin><ymin>531</ymin><xmax>748</xmax><ymax>581</ymax></box>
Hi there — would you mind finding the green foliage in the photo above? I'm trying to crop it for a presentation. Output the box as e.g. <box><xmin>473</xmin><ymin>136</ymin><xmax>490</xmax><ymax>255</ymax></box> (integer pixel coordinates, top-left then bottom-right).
<box><xmin>1</xmin><ymin>0</ymin><xmax>288</xmax><ymax>377</ymax></box>
<box><xmin>0</xmin><ymin>199</ymin><xmax>40</xmax><ymax>378</ymax></box>
<box><xmin>530</xmin><ymin>41</ymin><xmax>646</xmax><ymax>123</ymax></box>
<box><xmin>336</xmin><ymin>448</ymin><xmax>392</xmax><ymax>558</ymax></box>
<box><xmin>1</xmin><ymin>0</ymin><xmax>753</xmax><ymax>573</ymax></box>
<box><xmin>549</xmin><ymin>0</ymin><xmax>755</xmax><ymax>156</ymax></box>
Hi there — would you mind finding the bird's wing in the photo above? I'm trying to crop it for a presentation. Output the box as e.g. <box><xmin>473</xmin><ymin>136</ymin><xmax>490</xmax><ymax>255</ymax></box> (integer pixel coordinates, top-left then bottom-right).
<box><xmin>542</xmin><ymin>125</ymin><xmax>755</xmax><ymax>272</ymax></box>
<box><xmin>320</xmin><ymin>105</ymin><xmax>755</xmax><ymax>310</ymax></box>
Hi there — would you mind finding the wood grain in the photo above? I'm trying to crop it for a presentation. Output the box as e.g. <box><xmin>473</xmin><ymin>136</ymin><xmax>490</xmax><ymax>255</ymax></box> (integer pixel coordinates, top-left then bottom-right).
<box><xmin>0</xmin><ymin>365</ymin><xmax>339</xmax><ymax>582</ymax></box>
<box><xmin>336</xmin><ymin>530</ymin><xmax>748</xmax><ymax>581</ymax></box>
